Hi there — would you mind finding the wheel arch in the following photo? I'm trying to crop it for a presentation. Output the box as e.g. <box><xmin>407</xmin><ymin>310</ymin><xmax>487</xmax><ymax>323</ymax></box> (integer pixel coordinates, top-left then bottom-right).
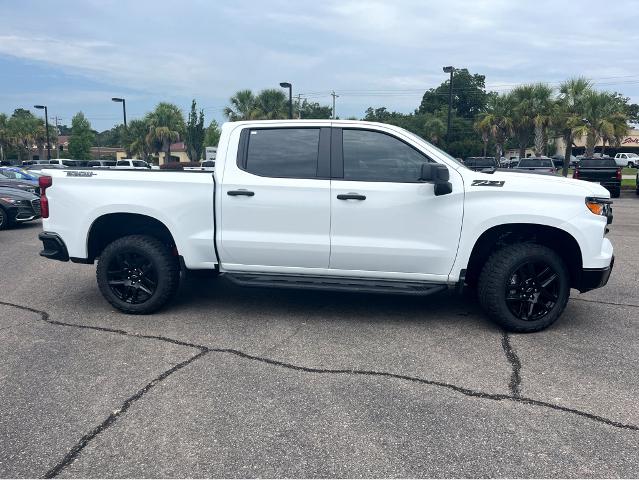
<box><xmin>465</xmin><ymin>223</ymin><xmax>583</xmax><ymax>289</ymax></box>
<box><xmin>86</xmin><ymin>213</ymin><xmax>177</xmax><ymax>262</ymax></box>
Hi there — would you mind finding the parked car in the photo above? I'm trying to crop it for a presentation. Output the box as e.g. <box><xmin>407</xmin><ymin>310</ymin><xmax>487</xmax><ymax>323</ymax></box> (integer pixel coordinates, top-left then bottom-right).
<box><xmin>0</xmin><ymin>171</ymin><xmax>39</xmax><ymax>195</ymax></box>
<box><xmin>513</xmin><ymin>158</ymin><xmax>557</xmax><ymax>174</ymax></box>
<box><xmin>87</xmin><ymin>160</ymin><xmax>117</xmax><ymax>168</ymax></box>
<box><xmin>614</xmin><ymin>153</ymin><xmax>639</xmax><ymax>168</ymax></box>
<box><xmin>463</xmin><ymin>157</ymin><xmax>497</xmax><ymax>171</ymax></box>
<box><xmin>22</xmin><ymin>159</ymin><xmax>51</xmax><ymax>166</ymax></box>
<box><xmin>0</xmin><ymin>187</ymin><xmax>41</xmax><ymax>230</ymax></box>
<box><xmin>0</xmin><ymin>167</ymin><xmax>43</xmax><ymax>182</ymax></box>
<box><xmin>115</xmin><ymin>159</ymin><xmax>151</xmax><ymax>169</ymax></box>
<box><xmin>573</xmin><ymin>157</ymin><xmax>621</xmax><ymax>198</ymax></box>
<box><xmin>37</xmin><ymin>120</ymin><xmax>614</xmax><ymax>333</ymax></box>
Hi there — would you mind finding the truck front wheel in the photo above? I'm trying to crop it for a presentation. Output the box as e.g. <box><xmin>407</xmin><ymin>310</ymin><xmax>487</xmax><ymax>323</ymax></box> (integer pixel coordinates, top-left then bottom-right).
<box><xmin>96</xmin><ymin>235</ymin><xmax>179</xmax><ymax>314</ymax></box>
<box><xmin>477</xmin><ymin>244</ymin><xmax>570</xmax><ymax>332</ymax></box>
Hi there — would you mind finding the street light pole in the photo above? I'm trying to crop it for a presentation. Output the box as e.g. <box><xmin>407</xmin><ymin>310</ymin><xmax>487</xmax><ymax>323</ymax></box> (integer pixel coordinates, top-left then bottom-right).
<box><xmin>442</xmin><ymin>66</ymin><xmax>455</xmax><ymax>143</ymax></box>
<box><xmin>279</xmin><ymin>82</ymin><xmax>292</xmax><ymax>119</ymax></box>
<box><xmin>34</xmin><ymin>105</ymin><xmax>51</xmax><ymax>160</ymax></box>
<box><xmin>111</xmin><ymin>97</ymin><xmax>127</xmax><ymax>127</ymax></box>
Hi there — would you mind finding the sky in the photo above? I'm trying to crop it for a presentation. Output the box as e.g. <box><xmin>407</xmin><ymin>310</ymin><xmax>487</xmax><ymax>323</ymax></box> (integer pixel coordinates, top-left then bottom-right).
<box><xmin>2</xmin><ymin>0</ymin><xmax>639</xmax><ymax>131</ymax></box>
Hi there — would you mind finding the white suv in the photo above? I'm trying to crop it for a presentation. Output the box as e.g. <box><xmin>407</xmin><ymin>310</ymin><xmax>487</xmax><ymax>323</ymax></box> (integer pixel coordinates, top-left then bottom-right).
<box><xmin>614</xmin><ymin>153</ymin><xmax>638</xmax><ymax>168</ymax></box>
<box><xmin>115</xmin><ymin>159</ymin><xmax>151</xmax><ymax>169</ymax></box>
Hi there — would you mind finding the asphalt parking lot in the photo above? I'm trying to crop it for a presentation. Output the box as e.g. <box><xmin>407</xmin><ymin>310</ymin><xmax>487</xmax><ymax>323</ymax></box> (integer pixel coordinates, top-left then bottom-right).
<box><xmin>1</xmin><ymin>193</ymin><xmax>638</xmax><ymax>478</ymax></box>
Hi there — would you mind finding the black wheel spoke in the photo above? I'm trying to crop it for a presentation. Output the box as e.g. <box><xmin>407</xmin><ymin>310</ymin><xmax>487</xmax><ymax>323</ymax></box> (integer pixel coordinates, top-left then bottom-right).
<box><xmin>506</xmin><ymin>259</ymin><xmax>559</xmax><ymax>322</ymax></box>
<box><xmin>107</xmin><ymin>249</ymin><xmax>158</xmax><ymax>305</ymax></box>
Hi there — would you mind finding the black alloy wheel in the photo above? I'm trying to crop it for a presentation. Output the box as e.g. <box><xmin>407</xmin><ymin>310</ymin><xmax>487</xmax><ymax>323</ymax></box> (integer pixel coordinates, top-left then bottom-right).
<box><xmin>106</xmin><ymin>250</ymin><xmax>158</xmax><ymax>304</ymax></box>
<box><xmin>505</xmin><ymin>260</ymin><xmax>559</xmax><ymax>321</ymax></box>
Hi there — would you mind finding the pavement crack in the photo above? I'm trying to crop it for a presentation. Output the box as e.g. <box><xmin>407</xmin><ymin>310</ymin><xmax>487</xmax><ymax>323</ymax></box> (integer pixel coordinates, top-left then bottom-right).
<box><xmin>0</xmin><ymin>299</ymin><xmax>636</xmax><ymax>479</ymax></box>
<box><xmin>43</xmin><ymin>349</ymin><xmax>209</xmax><ymax>478</ymax></box>
<box><xmin>572</xmin><ymin>297</ymin><xmax>639</xmax><ymax>309</ymax></box>
<box><xmin>501</xmin><ymin>332</ymin><xmax>522</xmax><ymax>398</ymax></box>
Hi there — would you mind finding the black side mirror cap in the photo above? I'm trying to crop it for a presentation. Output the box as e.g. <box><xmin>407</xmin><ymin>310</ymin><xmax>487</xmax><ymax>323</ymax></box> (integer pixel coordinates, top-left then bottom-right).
<box><xmin>420</xmin><ymin>163</ymin><xmax>452</xmax><ymax>196</ymax></box>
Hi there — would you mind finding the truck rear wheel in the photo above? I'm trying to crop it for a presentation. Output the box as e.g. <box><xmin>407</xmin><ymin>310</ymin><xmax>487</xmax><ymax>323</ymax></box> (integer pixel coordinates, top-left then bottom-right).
<box><xmin>477</xmin><ymin>243</ymin><xmax>570</xmax><ymax>332</ymax></box>
<box><xmin>96</xmin><ymin>235</ymin><xmax>179</xmax><ymax>314</ymax></box>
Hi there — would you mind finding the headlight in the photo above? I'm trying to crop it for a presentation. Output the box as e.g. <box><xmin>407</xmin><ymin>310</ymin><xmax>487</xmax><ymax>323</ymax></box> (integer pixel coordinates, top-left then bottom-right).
<box><xmin>586</xmin><ymin>197</ymin><xmax>613</xmax><ymax>224</ymax></box>
<box><xmin>0</xmin><ymin>196</ymin><xmax>17</xmax><ymax>204</ymax></box>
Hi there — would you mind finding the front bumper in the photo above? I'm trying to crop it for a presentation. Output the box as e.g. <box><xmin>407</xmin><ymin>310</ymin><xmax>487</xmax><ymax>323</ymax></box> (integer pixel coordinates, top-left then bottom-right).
<box><xmin>578</xmin><ymin>255</ymin><xmax>614</xmax><ymax>293</ymax></box>
<box><xmin>39</xmin><ymin>232</ymin><xmax>69</xmax><ymax>262</ymax></box>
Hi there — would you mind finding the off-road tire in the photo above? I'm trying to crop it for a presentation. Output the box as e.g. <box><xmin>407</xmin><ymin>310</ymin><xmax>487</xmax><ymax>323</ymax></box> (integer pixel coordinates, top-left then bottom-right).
<box><xmin>477</xmin><ymin>243</ymin><xmax>570</xmax><ymax>333</ymax></box>
<box><xmin>96</xmin><ymin>235</ymin><xmax>179</xmax><ymax>314</ymax></box>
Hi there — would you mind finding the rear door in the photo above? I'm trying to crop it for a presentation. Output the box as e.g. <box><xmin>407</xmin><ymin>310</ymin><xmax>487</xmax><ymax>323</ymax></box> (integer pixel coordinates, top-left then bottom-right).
<box><xmin>329</xmin><ymin>126</ymin><xmax>464</xmax><ymax>280</ymax></box>
<box><xmin>219</xmin><ymin>126</ymin><xmax>332</xmax><ymax>271</ymax></box>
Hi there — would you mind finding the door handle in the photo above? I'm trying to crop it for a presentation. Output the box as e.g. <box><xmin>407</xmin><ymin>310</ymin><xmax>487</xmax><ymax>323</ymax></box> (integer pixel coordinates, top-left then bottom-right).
<box><xmin>227</xmin><ymin>189</ymin><xmax>255</xmax><ymax>197</ymax></box>
<box><xmin>337</xmin><ymin>193</ymin><xmax>366</xmax><ymax>201</ymax></box>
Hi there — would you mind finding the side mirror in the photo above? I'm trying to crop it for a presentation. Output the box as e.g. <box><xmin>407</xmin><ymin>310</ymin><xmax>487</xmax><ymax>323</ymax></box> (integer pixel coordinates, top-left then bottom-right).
<box><xmin>420</xmin><ymin>163</ymin><xmax>452</xmax><ymax>196</ymax></box>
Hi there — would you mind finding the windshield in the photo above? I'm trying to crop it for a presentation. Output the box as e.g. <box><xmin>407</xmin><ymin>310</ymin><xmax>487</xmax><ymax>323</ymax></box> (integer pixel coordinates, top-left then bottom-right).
<box><xmin>518</xmin><ymin>159</ymin><xmax>553</xmax><ymax>167</ymax></box>
<box><xmin>627</xmin><ymin>153</ymin><xmax>639</xmax><ymax>158</ymax></box>
<box><xmin>580</xmin><ymin>158</ymin><xmax>616</xmax><ymax>167</ymax></box>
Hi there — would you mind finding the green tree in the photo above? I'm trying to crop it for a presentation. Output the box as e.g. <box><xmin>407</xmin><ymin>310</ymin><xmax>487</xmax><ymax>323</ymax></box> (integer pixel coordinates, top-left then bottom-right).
<box><xmin>223</xmin><ymin>89</ymin><xmax>258</xmax><ymax>121</ymax></box>
<box><xmin>145</xmin><ymin>103</ymin><xmax>185</xmax><ymax>163</ymax></box>
<box><xmin>422</xmin><ymin>115</ymin><xmax>446</xmax><ymax>145</ymax></box>
<box><xmin>531</xmin><ymin>83</ymin><xmax>554</xmax><ymax>156</ymax></box>
<box><xmin>254</xmin><ymin>89</ymin><xmax>287</xmax><ymax>119</ymax></box>
<box><xmin>7</xmin><ymin>108</ymin><xmax>42</xmax><ymax>162</ymax></box>
<box><xmin>125</xmin><ymin>118</ymin><xmax>152</xmax><ymax>160</ymax></box>
<box><xmin>68</xmin><ymin>112</ymin><xmax>94</xmax><ymax>159</ymax></box>
<box><xmin>185</xmin><ymin>99</ymin><xmax>205</xmax><ymax>162</ymax></box>
<box><xmin>294</xmin><ymin>99</ymin><xmax>332</xmax><ymax>119</ymax></box>
<box><xmin>0</xmin><ymin>113</ymin><xmax>8</xmax><ymax>162</ymax></box>
<box><xmin>419</xmin><ymin>69</ymin><xmax>488</xmax><ymax>119</ymax></box>
<box><xmin>474</xmin><ymin>94</ymin><xmax>513</xmax><ymax>161</ymax></box>
<box><xmin>555</xmin><ymin>77</ymin><xmax>592</xmax><ymax>176</ymax></box>
<box><xmin>582</xmin><ymin>90</ymin><xmax>629</xmax><ymax>157</ymax></box>
<box><xmin>508</xmin><ymin>85</ymin><xmax>536</xmax><ymax>160</ymax></box>
<box><xmin>204</xmin><ymin>120</ymin><xmax>221</xmax><ymax>147</ymax></box>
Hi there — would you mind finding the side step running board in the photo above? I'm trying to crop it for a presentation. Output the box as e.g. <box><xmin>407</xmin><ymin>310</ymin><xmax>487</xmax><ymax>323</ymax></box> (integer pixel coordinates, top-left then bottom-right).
<box><xmin>225</xmin><ymin>273</ymin><xmax>448</xmax><ymax>296</ymax></box>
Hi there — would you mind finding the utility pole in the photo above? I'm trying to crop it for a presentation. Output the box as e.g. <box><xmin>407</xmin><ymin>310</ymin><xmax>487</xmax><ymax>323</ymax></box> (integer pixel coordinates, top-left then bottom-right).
<box><xmin>295</xmin><ymin>94</ymin><xmax>303</xmax><ymax>119</ymax></box>
<box><xmin>331</xmin><ymin>91</ymin><xmax>339</xmax><ymax>119</ymax></box>
<box><xmin>34</xmin><ymin>105</ymin><xmax>51</xmax><ymax>160</ymax></box>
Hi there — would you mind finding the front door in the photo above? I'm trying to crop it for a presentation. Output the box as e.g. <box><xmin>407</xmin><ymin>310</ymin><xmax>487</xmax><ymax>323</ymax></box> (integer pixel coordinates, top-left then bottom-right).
<box><xmin>329</xmin><ymin>127</ymin><xmax>464</xmax><ymax>281</ymax></box>
<box><xmin>220</xmin><ymin>126</ymin><xmax>331</xmax><ymax>271</ymax></box>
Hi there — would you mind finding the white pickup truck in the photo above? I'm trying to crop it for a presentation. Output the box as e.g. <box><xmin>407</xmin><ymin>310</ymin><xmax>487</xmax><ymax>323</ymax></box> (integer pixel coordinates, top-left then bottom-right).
<box><xmin>37</xmin><ymin>120</ymin><xmax>614</xmax><ymax>332</ymax></box>
<box><xmin>614</xmin><ymin>152</ymin><xmax>639</xmax><ymax>168</ymax></box>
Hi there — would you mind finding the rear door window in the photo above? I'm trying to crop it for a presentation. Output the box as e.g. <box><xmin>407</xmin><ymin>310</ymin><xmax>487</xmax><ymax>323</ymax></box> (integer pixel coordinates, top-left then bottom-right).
<box><xmin>133</xmin><ymin>161</ymin><xmax>148</xmax><ymax>168</ymax></box>
<box><xmin>116</xmin><ymin>161</ymin><xmax>129</xmax><ymax>167</ymax></box>
<box><xmin>244</xmin><ymin>128</ymin><xmax>320</xmax><ymax>178</ymax></box>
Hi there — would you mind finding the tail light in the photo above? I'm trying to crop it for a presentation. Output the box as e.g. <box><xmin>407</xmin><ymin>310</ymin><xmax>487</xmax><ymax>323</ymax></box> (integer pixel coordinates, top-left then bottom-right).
<box><xmin>38</xmin><ymin>176</ymin><xmax>52</xmax><ymax>218</ymax></box>
<box><xmin>616</xmin><ymin>168</ymin><xmax>622</xmax><ymax>180</ymax></box>
<box><xmin>573</xmin><ymin>169</ymin><xmax>579</xmax><ymax>179</ymax></box>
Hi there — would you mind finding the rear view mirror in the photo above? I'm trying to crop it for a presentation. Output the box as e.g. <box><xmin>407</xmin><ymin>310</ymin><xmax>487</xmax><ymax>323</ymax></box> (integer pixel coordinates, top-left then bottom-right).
<box><xmin>420</xmin><ymin>163</ymin><xmax>452</xmax><ymax>196</ymax></box>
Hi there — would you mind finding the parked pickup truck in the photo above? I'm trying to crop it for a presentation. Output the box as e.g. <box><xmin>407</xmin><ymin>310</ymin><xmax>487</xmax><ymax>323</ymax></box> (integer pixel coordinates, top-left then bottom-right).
<box><xmin>513</xmin><ymin>158</ymin><xmax>557</xmax><ymax>174</ymax></box>
<box><xmin>573</xmin><ymin>157</ymin><xmax>621</xmax><ymax>198</ymax></box>
<box><xmin>37</xmin><ymin>120</ymin><xmax>615</xmax><ymax>332</ymax></box>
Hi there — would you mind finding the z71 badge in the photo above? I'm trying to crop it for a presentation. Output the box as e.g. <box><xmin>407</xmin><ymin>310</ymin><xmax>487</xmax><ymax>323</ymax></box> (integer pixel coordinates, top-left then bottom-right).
<box><xmin>471</xmin><ymin>180</ymin><xmax>505</xmax><ymax>187</ymax></box>
<box><xmin>66</xmin><ymin>171</ymin><xmax>96</xmax><ymax>177</ymax></box>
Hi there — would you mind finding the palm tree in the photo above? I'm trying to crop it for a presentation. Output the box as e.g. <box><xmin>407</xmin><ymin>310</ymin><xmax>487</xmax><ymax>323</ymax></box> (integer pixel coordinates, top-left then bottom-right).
<box><xmin>423</xmin><ymin>116</ymin><xmax>446</xmax><ymax>145</ymax></box>
<box><xmin>555</xmin><ymin>78</ymin><xmax>592</xmax><ymax>176</ymax></box>
<box><xmin>145</xmin><ymin>103</ymin><xmax>185</xmax><ymax>164</ymax></box>
<box><xmin>126</xmin><ymin>119</ymin><xmax>152</xmax><ymax>160</ymax></box>
<box><xmin>223</xmin><ymin>90</ymin><xmax>258</xmax><ymax>121</ymax></box>
<box><xmin>582</xmin><ymin>91</ymin><xmax>629</xmax><ymax>157</ymax></box>
<box><xmin>509</xmin><ymin>85</ymin><xmax>535</xmax><ymax>160</ymax></box>
<box><xmin>474</xmin><ymin>114</ymin><xmax>491</xmax><ymax>157</ymax></box>
<box><xmin>475</xmin><ymin>94</ymin><xmax>513</xmax><ymax>162</ymax></box>
<box><xmin>531</xmin><ymin>83</ymin><xmax>554</xmax><ymax>156</ymax></box>
<box><xmin>254</xmin><ymin>89</ymin><xmax>288</xmax><ymax>119</ymax></box>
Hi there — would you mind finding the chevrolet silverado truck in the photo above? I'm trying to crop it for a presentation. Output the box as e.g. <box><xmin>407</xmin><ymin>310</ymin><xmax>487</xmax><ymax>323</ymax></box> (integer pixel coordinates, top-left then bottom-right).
<box><xmin>37</xmin><ymin>120</ymin><xmax>614</xmax><ymax>332</ymax></box>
